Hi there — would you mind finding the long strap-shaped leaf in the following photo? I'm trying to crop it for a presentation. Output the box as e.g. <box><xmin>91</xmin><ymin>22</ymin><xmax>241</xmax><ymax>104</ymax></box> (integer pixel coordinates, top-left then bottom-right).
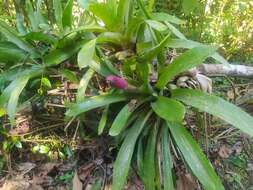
<box><xmin>112</xmin><ymin>111</ymin><xmax>152</xmax><ymax>190</ymax></box>
<box><xmin>66</xmin><ymin>94</ymin><xmax>128</xmax><ymax>117</ymax></box>
<box><xmin>62</xmin><ymin>0</ymin><xmax>73</xmax><ymax>29</ymax></box>
<box><xmin>161</xmin><ymin>126</ymin><xmax>174</xmax><ymax>190</ymax></box>
<box><xmin>167</xmin><ymin>122</ymin><xmax>224</xmax><ymax>190</ymax></box>
<box><xmin>0</xmin><ymin>66</ymin><xmax>43</xmax><ymax>123</ymax></box>
<box><xmin>98</xmin><ymin>105</ymin><xmax>109</xmax><ymax>135</ymax></box>
<box><xmin>138</xmin><ymin>34</ymin><xmax>170</xmax><ymax>62</ymax></box>
<box><xmin>109</xmin><ymin>103</ymin><xmax>133</xmax><ymax>136</ymax></box>
<box><xmin>76</xmin><ymin>69</ymin><xmax>95</xmax><ymax>103</ymax></box>
<box><xmin>156</xmin><ymin>46</ymin><xmax>217</xmax><ymax>89</ymax></box>
<box><xmin>172</xmin><ymin>89</ymin><xmax>253</xmax><ymax>136</ymax></box>
<box><xmin>0</xmin><ymin>42</ymin><xmax>27</xmax><ymax>63</ymax></box>
<box><xmin>142</xmin><ymin>123</ymin><xmax>159</xmax><ymax>190</ymax></box>
<box><xmin>0</xmin><ymin>76</ymin><xmax>30</xmax><ymax>125</ymax></box>
<box><xmin>0</xmin><ymin>20</ymin><xmax>37</xmax><ymax>55</ymax></box>
<box><xmin>78</xmin><ymin>39</ymin><xmax>96</xmax><ymax>69</ymax></box>
<box><xmin>151</xmin><ymin>96</ymin><xmax>185</xmax><ymax>122</ymax></box>
<box><xmin>53</xmin><ymin>0</ymin><xmax>63</xmax><ymax>32</ymax></box>
<box><xmin>44</xmin><ymin>40</ymin><xmax>84</xmax><ymax>66</ymax></box>
<box><xmin>166</xmin><ymin>38</ymin><xmax>229</xmax><ymax>65</ymax></box>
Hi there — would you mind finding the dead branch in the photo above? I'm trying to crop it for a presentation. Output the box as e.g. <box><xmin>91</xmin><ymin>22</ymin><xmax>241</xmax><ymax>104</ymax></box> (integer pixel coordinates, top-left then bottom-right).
<box><xmin>197</xmin><ymin>64</ymin><xmax>253</xmax><ymax>78</ymax></box>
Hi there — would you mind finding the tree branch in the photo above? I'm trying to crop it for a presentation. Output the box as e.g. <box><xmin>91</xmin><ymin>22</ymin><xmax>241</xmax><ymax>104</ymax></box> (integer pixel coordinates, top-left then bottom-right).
<box><xmin>197</xmin><ymin>64</ymin><xmax>253</xmax><ymax>78</ymax></box>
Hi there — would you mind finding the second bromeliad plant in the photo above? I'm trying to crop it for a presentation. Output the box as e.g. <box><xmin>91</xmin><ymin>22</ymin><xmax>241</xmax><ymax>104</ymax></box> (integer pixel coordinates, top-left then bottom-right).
<box><xmin>66</xmin><ymin>0</ymin><xmax>253</xmax><ymax>190</ymax></box>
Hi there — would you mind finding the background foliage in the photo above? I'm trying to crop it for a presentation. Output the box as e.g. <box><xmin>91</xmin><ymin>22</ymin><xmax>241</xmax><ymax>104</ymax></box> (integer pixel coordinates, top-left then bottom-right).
<box><xmin>155</xmin><ymin>0</ymin><xmax>253</xmax><ymax>63</ymax></box>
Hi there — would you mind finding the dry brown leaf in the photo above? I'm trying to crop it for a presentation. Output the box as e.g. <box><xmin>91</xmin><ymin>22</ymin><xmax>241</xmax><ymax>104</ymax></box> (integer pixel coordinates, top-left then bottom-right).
<box><xmin>218</xmin><ymin>145</ymin><xmax>232</xmax><ymax>158</ymax></box>
<box><xmin>0</xmin><ymin>179</ymin><xmax>30</xmax><ymax>190</ymax></box>
<box><xmin>195</xmin><ymin>74</ymin><xmax>212</xmax><ymax>93</ymax></box>
<box><xmin>232</xmin><ymin>141</ymin><xmax>243</xmax><ymax>155</ymax></box>
<box><xmin>176</xmin><ymin>173</ymin><xmax>198</xmax><ymax>190</ymax></box>
<box><xmin>17</xmin><ymin>162</ymin><xmax>36</xmax><ymax>175</ymax></box>
<box><xmin>72</xmin><ymin>171</ymin><xmax>83</xmax><ymax>190</ymax></box>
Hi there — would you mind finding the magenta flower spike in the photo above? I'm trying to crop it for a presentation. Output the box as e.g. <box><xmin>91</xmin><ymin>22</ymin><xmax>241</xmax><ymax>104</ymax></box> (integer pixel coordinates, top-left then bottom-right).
<box><xmin>106</xmin><ymin>75</ymin><xmax>128</xmax><ymax>90</ymax></box>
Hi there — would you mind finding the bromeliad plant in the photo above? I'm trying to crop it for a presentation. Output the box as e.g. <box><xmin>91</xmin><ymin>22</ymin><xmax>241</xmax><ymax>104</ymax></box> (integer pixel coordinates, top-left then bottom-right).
<box><xmin>0</xmin><ymin>0</ymin><xmax>253</xmax><ymax>190</ymax></box>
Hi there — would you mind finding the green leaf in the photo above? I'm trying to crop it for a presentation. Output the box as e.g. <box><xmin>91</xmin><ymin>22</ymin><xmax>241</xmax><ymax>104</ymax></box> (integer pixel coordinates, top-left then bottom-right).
<box><xmin>77</xmin><ymin>68</ymin><xmax>94</xmax><ymax>102</ymax></box>
<box><xmin>89</xmin><ymin>2</ymin><xmax>117</xmax><ymax>30</ymax></box>
<box><xmin>5</xmin><ymin>76</ymin><xmax>30</xmax><ymax>124</ymax></box>
<box><xmin>15</xmin><ymin>12</ymin><xmax>27</xmax><ymax>35</ymax></box>
<box><xmin>78</xmin><ymin>0</ymin><xmax>90</xmax><ymax>9</ymax></box>
<box><xmin>165</xmin><ymin>22</ymin><xmax>186</xmax><ymax>39</ymax></box>
<box><xmin>88</xmin><ymin>60</ymin><xmax>113</xmax><ymax>77</ymax></box>
<box><xmin>97</xmin><ymin>32</ymin><xmax>125</xmax><ymax>46</ymax></box>
<box><xmin>53</xmin><ymin>0</ymin><xmax>63</xmax><ymax>31</ymax></box>
<box><xmin>146</xmin><ymin>20</ymin><xmax>168</xmax><ymax>32</ymax></box>
<box><xmin>138</xmin><ymin>34</ymin><xmax>170</xmax><ymax>62</ymax></box>
<box><xmin>25</xmin><ymin>0</ymin><xmax>38</xmax><ymax>31</ymax></box>
<box><xmin>59</xmin><ymin>69</ymin><xmax>79</xmax><ymax>83</ymax></box>
<box><xmin>39</xmin><ymin>145</ymin><xmax>50</xmax><ymax>154</ymax></box>
<box><xmin>78</xmin><ymin>39</ymin><xmax>97</xmax><ymax>69</ymax></box>
<box><xmin>0</xmin><ymin>20</ymin><xmax>37</xmax><ymax>55</ymax></box>
<box><xmin>182</xmin><ymin>0</ymin><xmax>199</xmax><ymax>15</ymax></box>
<box><xmin>142</xmin><ymin>123</ymin><xmax>158</xmax><ymax>190</ymax></box>
<box><xmin>98</xmin><ymin>106</ymin><xmax>109</xmax><ymax>135</ymax></box>
<box><xmin>161</xmin><ymin>126</ymin><xmax>174</xmax><ymax>190</ymax></box>
<box><xmin>166</xmin><ymin>39</ymin><xmax>229</xmax><ymax>65</ymax></box>
<box><xmin>156</xmin><ymin>46</ymin><xmax>217</xmax><ymax>89</ymax></box>
<box><xmin>167</xmin><ymin>122</ymin><xmax>224</xmax><ymax>190</ymax></box>
<box><xmin>0</xmin><ymin>42</ymin><xmax>27</xmax><ymax>63</ymax></box>
<box><xmin>41</xmin><ymin>77</ymin><xmax>52</xmax><ymax>88</ymax></box>
<box><xmin>15</xmin><ymin>141</ymin><xmax>22</xmax><ymax>149</ymax></box>
<box><xmin>44</xmin><ymin>41</ymin><xmax>84</xmax><ymax>66</ymax></box>
<box><xmin>66</xmin><ymin>93</ymin><xmax>128</xmax><ymax>117</ymax></box>
<box><xmin>151</xmin><ymin>96</ymin><xmax>185</xmax><ymax>122</ymax></box>
<box><xmin>152</xmin><ymin>12</ymin><xmax>185</xmax><ymax>25</ymax></box>
<box><xmin>112</xmin><ymin>111</ymin><xmax>152</xmax><ymax>190</ymax></box>
<box><xmin>62</xmin><ymin>0</ymin><xmax>73</xmax><ymax>29</ymax></box>
<box><xmin>109</xmin><ymin>103</ymin><xmax>132</xmax><ymax>136</ymax></box>
<box><xmin>23</xmin><ymin>32</ymin><xmax>57</xmax><ymax>45</ymax></box>
<box><xmin>137</xmin><ymin>135</ymin><xmax>144</xmax><ymax>179</ymax></box>
<box><xmin>117</xmin><ymin>0</ymin><xmax>133</xmax><ymax>32</ymax></box>
<box><xmin>172</xmin><ymin>89</ymin><xmax>253</xmax><ymax>137</ymax></box>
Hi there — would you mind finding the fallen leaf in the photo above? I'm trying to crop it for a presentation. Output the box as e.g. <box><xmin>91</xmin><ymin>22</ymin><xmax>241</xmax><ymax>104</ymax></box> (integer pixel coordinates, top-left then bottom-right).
<box><xmin>218</xmin><ymin>145</ymin><xmax>232</xmax><ymax>158</ymax></box>
<box><xmin>232</xmin><ymin>141</ymin><xmax>243</xmax><ymax>155</ymax></box>
<box><xmin>176</xmin><ymin>173</ymin><xmax>198</xmax><ymax>190</ymax></box>
<box><xmin>72</xmin><ymin>171</ymin><xmax>83</xmax><ymax>190</ymax></box>
<box><xmin>17</xmin><ymin>162</ymin><xmax>36</xmax><ymax>175</ymax></box>
<box><xmin>195</xmin><ymin>74</ymin><xmax>212</xmax><ymax>93</ymax></box>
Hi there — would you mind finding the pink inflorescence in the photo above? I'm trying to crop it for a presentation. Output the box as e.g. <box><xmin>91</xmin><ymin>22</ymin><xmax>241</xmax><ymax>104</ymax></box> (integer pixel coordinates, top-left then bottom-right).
<box><xmin>106</xmin><ymin>75</ymin><xmax>128</xmax><ymax>90</ymax></box>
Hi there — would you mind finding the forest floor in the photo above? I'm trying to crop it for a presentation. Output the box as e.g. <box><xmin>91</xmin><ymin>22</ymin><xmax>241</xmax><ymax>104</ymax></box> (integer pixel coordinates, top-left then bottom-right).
<box><xmin>0</xmin><ymin>77</ymin><xmax>253</xmax><ymax>190</ymax></box>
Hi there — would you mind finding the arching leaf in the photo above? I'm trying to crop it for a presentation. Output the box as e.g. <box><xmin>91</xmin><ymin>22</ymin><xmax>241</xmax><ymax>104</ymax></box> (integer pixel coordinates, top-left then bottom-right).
<box><xmin>172</xmin><ymin>89</ymin><xmax>253</xmax><ymax>136</ymax></box>
<box><xmin>151</xmin><ymin>96</ymin><xmax>185</xmax><ymax>122</ymax></box>
<box><xmin>112</xmin><ymin>111</ymin><xmax>152</xmax><ymax>190</ymax></box>
<box><xmin>167</xmin><ymin>122</ymin><xmax>224</xmax><ymax>190</ymax></box>
<box><xmin>156</xmin><ymin>46</ymin><xmax>217</xmax><ymax>89</ymax></box>
<box><xmin>66</xmin><ymin>94</ymin><xmax>128</xmax><ymax>117</ymax></box>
